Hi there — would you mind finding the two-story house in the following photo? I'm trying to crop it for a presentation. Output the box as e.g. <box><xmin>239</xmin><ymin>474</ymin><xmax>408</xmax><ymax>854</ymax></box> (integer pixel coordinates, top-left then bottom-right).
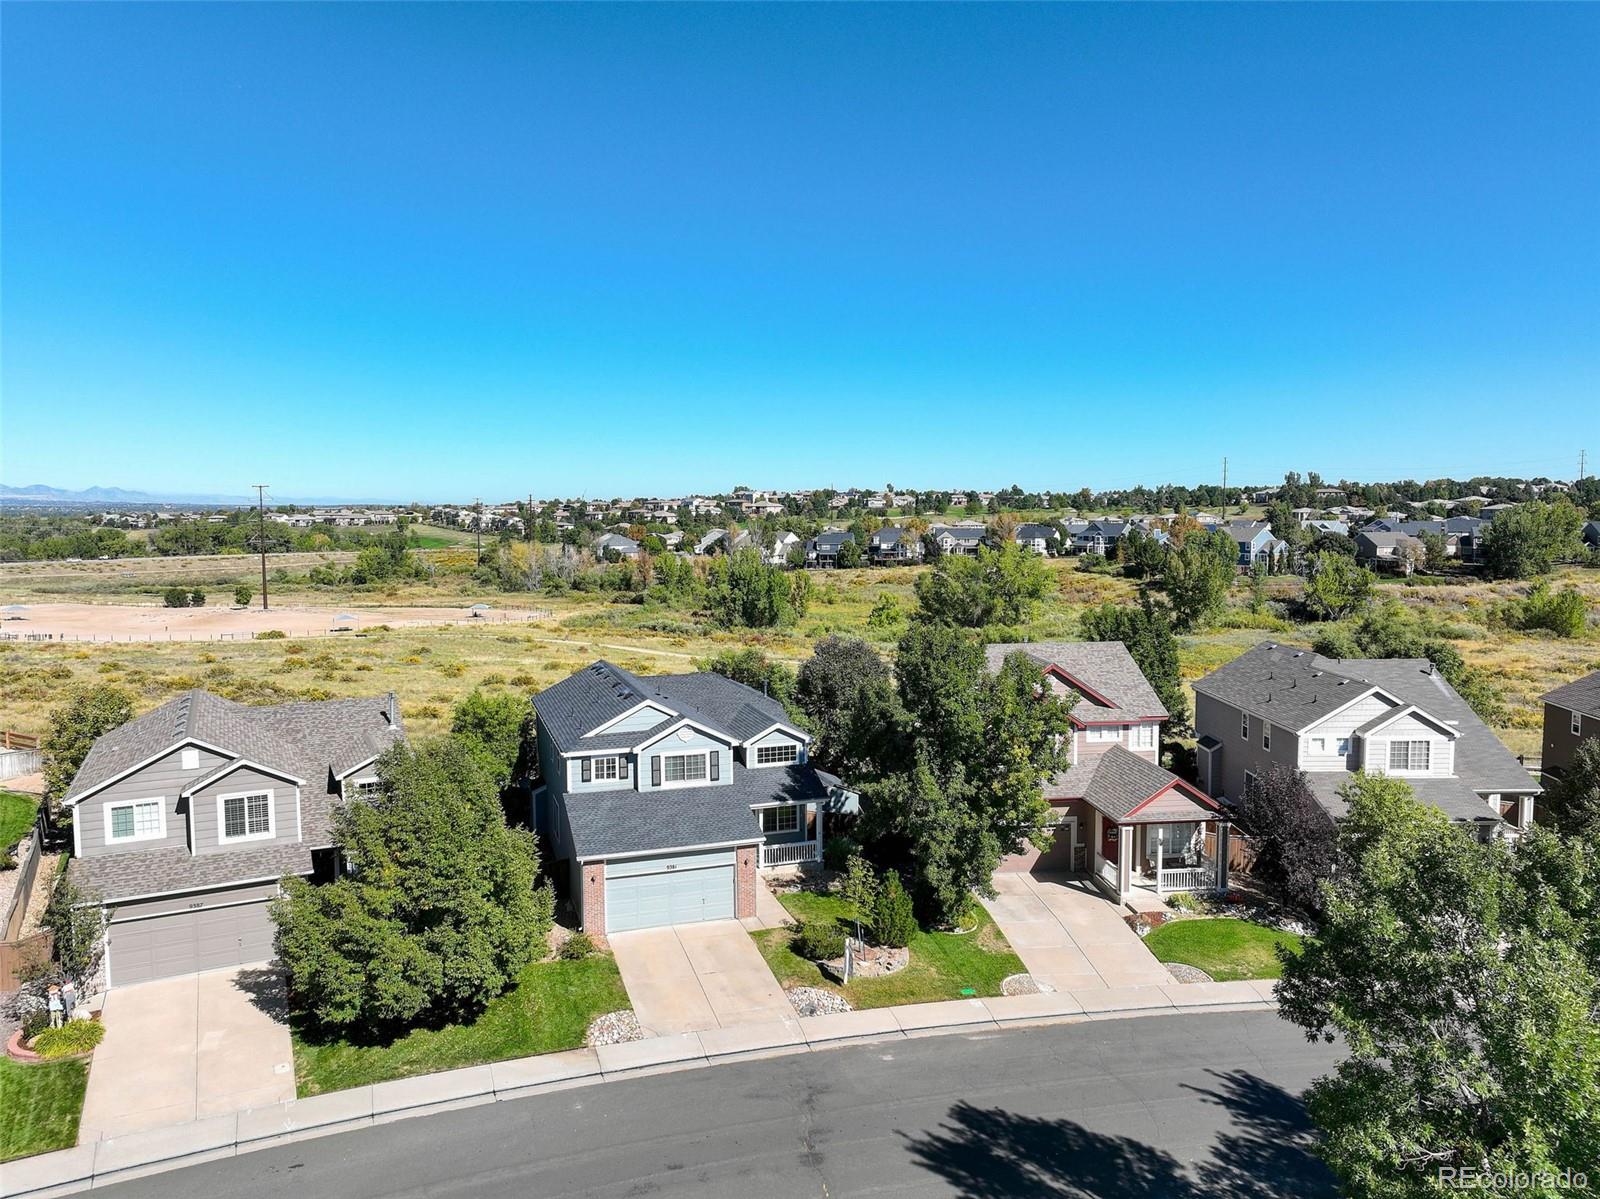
<box><xmin>593</xmin><ymin>531</ymin><xmax>641</xmax><ymax>560</ymax></box>
<box><xmin>929</xmin><ymin>524</ymin><xmax>986</xmax><ymax>556</ymax></box>
<box><xmin>1540</xmin><ymin>670</ymin><xmax>1600</xmax><ymax>785</ymax></box>
<box><xmin>805</xmin><ymin>530</ymin><xmax>855</xmax><ymax>567</ymax></box>
<box><xmin>1353</xmin><ymin>529</ymin><xmax>1424</xmax><ymax>573</ymax></box>
<box><xmin>986</xmin><ymin>642</ymin><xmax>1232</xmax><ymax>903</ymax></box>
<box><xmin>60</xmin><ymin>690</ymin><xmax>405</xmax><ymax>989</ymax></box>
<box><xmin>1071</xmin><ymin>519</ymin><xmax>1130</xmax><ymax>556</ymax></box>
<box><xmin>868</xmin><ymin>525</ymin><xmax>924</xmax><ymax>564</ymax></box>
<box><xmin>1193</xmin><ymin>643</ymin><xmax>1540</xmax><ymax>836</ymax></box>
<box><xmin>531</xmin><ymin>662</ymin><xmax>851</xmax><ymax>937</ymax></box>
<box><xmin>1012</xmin><ymin>523</ymin><xmax>1061</xmax><ymax>556</ymax></box>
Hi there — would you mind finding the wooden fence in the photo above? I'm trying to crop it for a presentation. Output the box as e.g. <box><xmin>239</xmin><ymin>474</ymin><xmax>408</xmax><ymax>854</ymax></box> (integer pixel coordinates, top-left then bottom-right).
<box><xmin>1</xmin><ymin>731</ymin><xmax>39</xmax><ymax>750</ymax></box>
<box><xmin>0</xmin><ymin>931</ymin><xmax>52</xmax><ymax>991</ymax></box>
<box><xmin>0</xmin><ymin>824</ymin><xmax>51</xmax><ymax>989</ymax></box>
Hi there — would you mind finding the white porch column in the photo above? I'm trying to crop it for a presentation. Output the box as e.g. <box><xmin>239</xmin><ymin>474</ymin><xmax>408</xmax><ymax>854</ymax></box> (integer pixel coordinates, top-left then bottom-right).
<box><xmin>1154</xmin><ymin>826</ymin><xmax>1165</xmax><ymax>895</ymax></box>
<box><xmin>1118</xmin><ymin>826</ymin><xmax>1132</xmax><ymax>899</ymax></box>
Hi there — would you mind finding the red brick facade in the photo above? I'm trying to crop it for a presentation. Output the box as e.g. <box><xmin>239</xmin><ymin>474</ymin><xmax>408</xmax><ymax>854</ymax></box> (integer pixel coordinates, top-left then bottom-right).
<box><xmin>581</xmin><ymin>860</ymin><xmax>607</xmax><ymax>942</ymax></box>
<box><xmin>735</xmin><ymin>845</ymin><xmax>757</xmax><ymax>919</ymax></box>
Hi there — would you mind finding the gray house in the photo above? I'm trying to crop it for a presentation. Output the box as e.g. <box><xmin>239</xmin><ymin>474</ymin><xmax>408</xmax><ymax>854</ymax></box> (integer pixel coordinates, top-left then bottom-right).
<box><xmin>806</xmin><ymin>530</ymin><xmax>855</xmax><ymax>567</ymax></box>
<box><xmin>1071</xmin><ymin>520</ymin><xmax>1129</xmax><ymax>556</ymax></box>
<box><xmin>987</xmin><ymin>642</ymin><xmax>1231</xmax><ymax>902</ymax></box>
<box><xmin>1354</xmin><ymin>529</ymin><xmax>1424</xmax><ymax>573</ymax></box>
<box><xmin>929</xmin><ymin>524</ymin><xmax>987</xmax><ymax>556</ymax></box>
<box><xmin>1013</xmin><ymin>523</ymin><xmax>1061</xmax><ymax>556</ymax></box>
<box><xmin>594</xmin><ymin>531</ymin><xmax>641</xmax><ymax>560</ymax></box>
<box><xmin>532</xmin><ymin>662</ymin><xmax>850</xmax><ymax>937</ymax></box>
<box><xmin>1193</xmin><ymin>642</ymin><xmax>1539</xmax><ymax>835</ymax></box>
<box><xmin>61</xmin><ymin>690</ymin><xmax>405</xmax><ymax>989</ymax></box>
<box><xmin>1540</xmin><ymin>670</ymin><xmax>1600</xmax><ymax>785</ymax></box>
<box><xmin>868</xmin><ymin>525</ymin><xmax>924</xmax><ymax>564</ymax></box>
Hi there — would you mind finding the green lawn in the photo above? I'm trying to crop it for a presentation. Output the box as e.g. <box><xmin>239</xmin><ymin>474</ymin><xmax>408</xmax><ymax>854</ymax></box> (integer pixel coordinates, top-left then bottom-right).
<box><xmin>1142</xmin><ymin>917</ymin><xmax>1304</xmax><ymax>982</ymax></box>
<box><xmin>751</xmin><ymin>889</ymin><xmax>1026</xmax><ymax>1010</ymax></box>
<box><xmin>0</xmin><ymin>790</ymin><xmax>38</xmax><ymax>854</ymax></box>
<box><xmin>293</xmin><ymin>955</ymin><xmax>630</xmax><ymax>1096</ymax></box>
<box><xmin>0</xmin><ymin>1057</ymin><xmax>88</xmax><ymax>1162</ymax></box>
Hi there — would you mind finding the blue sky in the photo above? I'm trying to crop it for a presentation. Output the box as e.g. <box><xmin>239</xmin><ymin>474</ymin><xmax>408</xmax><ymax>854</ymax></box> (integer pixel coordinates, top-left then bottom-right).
<box><xmin>3</xmin><ymin>4</ymin><xmax>1596</xmax><ymax>502</ymax></box>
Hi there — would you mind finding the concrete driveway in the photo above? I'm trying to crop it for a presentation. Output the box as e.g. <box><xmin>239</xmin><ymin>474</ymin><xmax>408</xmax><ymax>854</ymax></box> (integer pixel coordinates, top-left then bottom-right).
<box><xmin>79</xmin><ymin>965</ymin><xmax>295</xmax><ymax>1141</ymax></box>
<box><xmin>609</xmin><ymin>920</ymin><xmax>797</xmax><ymax>1036</ymax></box>
<box><xmin>982</xmin><ymin>873</ymin><xmax>1175</xmax><ymax>991</ymax></box>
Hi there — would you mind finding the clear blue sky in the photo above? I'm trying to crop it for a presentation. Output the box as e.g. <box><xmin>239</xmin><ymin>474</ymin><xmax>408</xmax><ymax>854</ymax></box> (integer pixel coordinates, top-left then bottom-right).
<box><xmin>3</xmin><ymin>4</ymin><xmax>1596</xmax><ymax>502</ymax></box>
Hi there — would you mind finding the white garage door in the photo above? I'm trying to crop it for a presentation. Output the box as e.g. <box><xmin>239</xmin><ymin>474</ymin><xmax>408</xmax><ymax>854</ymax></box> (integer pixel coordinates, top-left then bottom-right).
<box><xmin>604</xmin><ymin>849</ymin><xmax>736</xmax><ymax>933</ymax></box>
<box><xmin>108</xmin><ymin>900</ymin><xmax>276</xmax><ymax>988</ymax></box>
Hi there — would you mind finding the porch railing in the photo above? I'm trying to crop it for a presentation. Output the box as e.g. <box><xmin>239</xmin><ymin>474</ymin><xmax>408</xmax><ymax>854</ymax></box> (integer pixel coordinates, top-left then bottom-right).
<box><xmin>761</xmin><ymin>841</ymin><xmax>819</xmax><ymax>868</ymax></box>
<box><xmin>1156</xmin><ymin>864</ymin><xmax>1214</xmax><ymax>894</ymax></box>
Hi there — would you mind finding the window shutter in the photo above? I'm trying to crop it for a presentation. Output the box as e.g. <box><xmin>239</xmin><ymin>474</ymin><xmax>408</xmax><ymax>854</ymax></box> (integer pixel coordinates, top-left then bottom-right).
<box><xmin>581</xmin><ymin>758</ymin><xmax>592</xmax><ymax>784</ymax></box>
<box><xmin>651</xmin><ymin>755</ymin><xmax>662</xmax><ymax>786</ymax></box>
<box><xmin>710</xmin><ymin>750</ymin><xmax>720</xmax><ymax>781</ymax></box>
<box><xmin>620</xmin><ymin>756</ymin><xmax>630</xmax><ymax>780</ymax></box>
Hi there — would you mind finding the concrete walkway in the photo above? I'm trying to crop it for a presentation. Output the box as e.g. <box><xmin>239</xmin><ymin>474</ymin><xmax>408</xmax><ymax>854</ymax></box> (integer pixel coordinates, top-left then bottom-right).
<box><xmin>79</xmin><ymin>965</ymin><xmax>295</xmax><ymax>1141</ymax></box>
<box><xmin>609</xmin><ymin>920</ymin><xmax>797</xmax><ymax>1036</ymax></box>
<box><xmin>738</xmin><ymin>878</ymin><xmax>793</xmax><ymax>932</ymax></box>
<box><xmin>982</xmin><ymin>872</ymin><xmax>1176</xmax><ymax>991</ymax></box>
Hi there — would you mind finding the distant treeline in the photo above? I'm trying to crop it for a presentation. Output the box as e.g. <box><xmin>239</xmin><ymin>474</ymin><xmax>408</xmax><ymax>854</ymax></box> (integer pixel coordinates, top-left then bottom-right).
<box><xmin>0</xmin><ymin>514</ymin><xmax>418</xmax><ymax>563</ymax></box>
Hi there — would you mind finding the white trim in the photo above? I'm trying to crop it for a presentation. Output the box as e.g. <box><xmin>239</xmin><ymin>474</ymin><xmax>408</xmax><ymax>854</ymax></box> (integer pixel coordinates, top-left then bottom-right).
<box><xmin>584</xmin><ymin>700</ymin><xmax>676</xmax><ymax>738</ymax></box>
<box><xmin>333</xmin><ymin>755</ymin><xmax>382</xmax><ymax>782</ymax></box>
<box><xmin>108</xmin><ymin>893</ymin><xmax>276</xmax><ymax>924</ymax></box>
<box><xmin>738</xmin><ymin>721</ymin><xmax>810</xmax><ymax>749</ymax></box>
<box><xmin>105</xmin><ymin>796</ymin><xmax>167</xmax><ymax>845</ymax></box>
<box><xmin>344</xmin><ymin>775</ymin><xmax>380</xmax><ymax>800</ymax></box>
<box><xmin>658</xmin><ymin>751</ymin><xmax>710</xmax><ymax>788</ymax></box>
<box><xmin>576</xmin><ymin>838</ymin><xmax>760</xmax><ymax>864</ymax></box>
<box><xmin>183</xmin><ymin>757</ymin><xmax>305</xmax><ymax>797</ymax></box>
<box><xmin>216</xmin><ymin>788</ymin><xmax>276</xmax><ymax>844</ymax></box>
<box><xmin>632</xmin><ymin>718</ymin><xmax>731</xmax><ymax>754</ymax></box>
<box><xmin>71</xmin><ymin>873</ymin><xmax>303</xmax><ymax>909</ymax></box>
<box><xmin>1358</xmin><ymin>704</ymin><xmax>1459</xmax><ymax>741</ymax></box>
<box><xmin>1290</xmin><ymin>685</ymin><xmax>1397</xmax><ymax>736</ymax></box>
<box><xmin>295</xmin><ymin>786</ymin><xmax>303</xmax><ymax>841</ymax></box>
<box><xmin>63</xmin><ymin>738</ymin><xmax>237</xmax><ymax>807</ymax></box>
<box><xmin>760</xmin><ymin>805</ymin><xmax>801</xmax><ymax>834</ymax></box>
<box><xmin>753</xmin><ymin>743</ymin><xmax>801</xmax><ymax>767</ymax></box>
<box><xmin>1572</xmin><ymin>709</ymin><xmax>1583</xmax><ymax>737</ymax></box>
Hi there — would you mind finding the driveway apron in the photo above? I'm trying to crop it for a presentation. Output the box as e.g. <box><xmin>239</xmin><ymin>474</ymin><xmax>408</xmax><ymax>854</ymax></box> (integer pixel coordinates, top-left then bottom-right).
<box><xmin>610</xmin><ymin>920</ymin><xmax>796</xmax><ymax>1036</ymax></box>
<box><xmin>982</xmin><ymin>873</ymin><xmax>1175</xmax><ymax>991</ymax></box>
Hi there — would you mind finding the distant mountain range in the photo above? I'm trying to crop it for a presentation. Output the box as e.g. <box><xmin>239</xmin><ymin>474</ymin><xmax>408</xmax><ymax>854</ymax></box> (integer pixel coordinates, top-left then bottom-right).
<box><xmin>0</xmin><ymin>483</ymin><xmax>387</xmax><ymax>506</ymax></box>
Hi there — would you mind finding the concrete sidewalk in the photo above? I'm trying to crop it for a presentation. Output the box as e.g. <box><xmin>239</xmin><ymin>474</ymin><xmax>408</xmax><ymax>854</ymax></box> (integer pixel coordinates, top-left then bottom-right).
<box><xmin>3</xmin><ymin>978</ymin><xmax>1276</xmax><ymax>1199</ymax></box>
<box><xmin>983</xmin><ymin>872</ymin><xmax>1176</xmax><ymax>990</ymax></box>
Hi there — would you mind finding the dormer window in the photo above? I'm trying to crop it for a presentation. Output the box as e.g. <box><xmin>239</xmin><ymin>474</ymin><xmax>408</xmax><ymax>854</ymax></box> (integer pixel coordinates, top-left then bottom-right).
<box><xmin>583</xmin><ymin>755</ymin><xmax>628</xmax><ymax>783</ymax></box>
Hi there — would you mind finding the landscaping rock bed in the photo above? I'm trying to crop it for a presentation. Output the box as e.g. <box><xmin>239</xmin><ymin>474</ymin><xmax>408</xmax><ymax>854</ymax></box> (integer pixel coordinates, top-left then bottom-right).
<box><xmin>585</xmin><ymin>1010</ymin><xmax>644</xmax><ymax>1047</ymax></box>
<box><xmin>1164</xmin><ymin>963</ymin><xmax>1215</xmax><ymax>985</ymax></box>
<box><xmin>1001</xmin><ymin>973</ymin><xmax>1052</xmax><ymax>996</ymax></box>
<box><xmin>787</xmin><ymin>987</ymin><xmax>852</xmax><ymax>1016</ymax></box>
<box><xmin>821</xmin><ymin>940</ymin><xmax>908</xmax><ymax>983</ymax></box>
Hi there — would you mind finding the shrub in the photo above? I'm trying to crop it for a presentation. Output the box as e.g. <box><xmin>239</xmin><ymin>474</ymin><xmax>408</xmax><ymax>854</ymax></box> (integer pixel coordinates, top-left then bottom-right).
<box><xmin>31</xmin><ymin>1019</ymin><xmax>106</xmax><ymax>1057</ymax></box>
<box><xmin>0</xmin><ymin>852</ymin><xmax>15</xmax><ymax>871</ymax></box>
<box><xmin>1166</xmin><ymin>891</ymin><xmax>1205</xmax><ymax>913</ymax></box>
<box><xmin>793</xmin><ymin>918</ymin><xmax>847</xmax><ymax>962</ymax></box>
<box><xmin>162</xmin><ymin>586</ymin><xmax>189</xmax><ymax>608</ymax></box>
<box><xmin>1514</xmin><ymin>583</ymin><xmax>1588</xmax><ymax>638</ymax></box>
<box><xmin>234</xmin><ymin>584</ymin><xmax>253</xmax><ymax>607</ymax></box>
<box><xmin>870</xmin><ymin>870</ymin><xmax>917</xmax><ymax>948</ymax></box>
<box><xmin>822</xmin><ymin>834</ymin><xmax>860</xmax><ymax>872</ymax></box>
<box><xmin>20</xmin><ymin>1007</ymin><xmax>50</xmax><ymax>1040</ymax></box>
<box><xmin>256</xmin><ymin>629</ymin><xmax>286</xmax><ymax>640</ymax></box>
<box><xmin>559</xmin><ymin>931</ymin><xmax>595</xmax><ymax>961</ymax></box>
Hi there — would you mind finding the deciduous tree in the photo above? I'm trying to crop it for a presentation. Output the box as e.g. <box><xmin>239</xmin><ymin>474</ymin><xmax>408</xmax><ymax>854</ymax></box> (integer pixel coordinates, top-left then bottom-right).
<box><xmin>42</xmin><ymin>684</ymin><xmax>134</xmax><ymax>808</ymax></box>
<box><xmin>1302</xmin><ymin>551</ymin><xmax>1375</xmax><ymax>620</ymax></box>
<box><xmin>1078</xmin><ymin>599</ymin><xmax>1190</xmax><ymax>733</ymax></box>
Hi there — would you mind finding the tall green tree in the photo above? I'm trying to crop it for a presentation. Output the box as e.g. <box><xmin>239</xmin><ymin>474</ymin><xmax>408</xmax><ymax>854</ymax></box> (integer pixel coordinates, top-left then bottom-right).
<box><xmin>912</xmin><ymin>541</ymin><xmax>1051</xmax><ymax>628</ymax></box>
<box><xmin>701</xmin><ymin>647</ymin><xmax>804</xmax><ymax>726</ymax></box>
<box><xmin>1481</xmin><ymin>499</ymin><xmax>1586</xmax><ymax>579</ymax></box>
<box><xmin>1078</xmin><ymin>598</ymin><xmax>1190</xmax><ymax>733</ymax></box>
<box><xmin>41</xmin><ymin>684</ymin><xmax>134</xmax><ymax>808</ymax></box>
<box><xmin>893</xmin><ymin>624</ymin><xmax>988</xmax><ymax>775</ymax></box>
<box><xmin>1302</xmin><ymin>551</ymin><xmax>1375</xmax><ymax>620</ymax></box>
<box><xmin>449</xmin><ymin>689</ymin><xmax>531</xmax><ymax>788</ymax></box>
<box><xmin>705</xmin><ymin>548</ymin><xmax>795</xmax><ymax>628</ymax></box>
<box><xmin>272</xmin><ymin>740</ymin><xmax>547</xmax><ymax>1031</ymax></box>
<box><xmin>1160</xmin><ymin>529</ymin><xmax>1236</xmax><ymax>631</ymax></box>
<box><xmin>1276</xmin><ymin>775</ymin><xmax>1600</xmax><ymax>1197</ymax></box>
<box><xmin>795</xmin><ymin>636</ymin><xmax>905</xmax><ymax>777</ymax></box>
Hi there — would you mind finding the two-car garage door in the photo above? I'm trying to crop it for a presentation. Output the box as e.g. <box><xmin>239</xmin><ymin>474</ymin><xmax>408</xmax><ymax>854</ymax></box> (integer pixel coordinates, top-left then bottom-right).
<box><xmin>604</xmin><ymin>850</ymin><xmax>736</xmax><ymax>933</ymax></box>
<box><xmin>107</xmin><ymin>885</ymin><xmax>278</xmax><ymax>988</ymax></box>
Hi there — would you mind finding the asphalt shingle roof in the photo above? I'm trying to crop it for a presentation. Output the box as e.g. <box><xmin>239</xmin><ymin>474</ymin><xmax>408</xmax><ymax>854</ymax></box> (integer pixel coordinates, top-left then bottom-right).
<box><xmin>985</xmin><ymin>641</ymin><xmax>1168</xmax><ymax>721</ymax></box>
<box><xmin>1080</xmin><ymin>746</ymin><xmax>1211</xmax><ymax>822</ymax></box>
<box><xmin>1304</xmin><ymin>774</ymin><xmax>1500</xmax><ymax>823</ymax></box>
<box><xmin>1544</xmin><ymin>670</ymin><xmax>1600</xmax><ymax>718</ymax></box>
<box><xmin>565</xmin><ymin>763</ymin><xmax>831</xmax><ymax>858</ymax></box>
<box><xmin>68</xmin><ymin>841</ymin><xmax>314</xmax><ymax>904</ymax></box>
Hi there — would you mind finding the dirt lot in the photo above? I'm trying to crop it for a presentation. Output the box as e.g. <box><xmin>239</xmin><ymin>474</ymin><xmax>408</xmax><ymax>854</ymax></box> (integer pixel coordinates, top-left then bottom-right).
<box><xmin>0</xmin><ymin>601</ymin><xmax>549</xmax><ymax>642</ymax></box>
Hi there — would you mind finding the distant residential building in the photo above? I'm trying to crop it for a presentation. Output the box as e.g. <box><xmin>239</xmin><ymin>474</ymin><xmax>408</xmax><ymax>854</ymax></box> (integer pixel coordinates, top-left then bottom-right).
<box><xmin>929</xmin><ymin>524</ymin><xmax>987</xmax><ymax>556</ymax></box>
<box><xmin>806</xmin><ymin>530</ymin><xmax>855</xmax><ymax>567</ymax></box>
<box><xmin>594</xmin><ymin>532</ymin><xmax>641</xmax><ymax>560</ymax></box>
<box><xmin>869</xmin><ymin>525</ymin><xmax>924</xmax><ymax>564</ymax></box>
<box><xmin>1354</xmin><ymin>529</ymin><xmax>1425</xmax><ymax>574</ymax></box>
<box><xmin>1012</xmin><ymin>522</ymin><xmax>1061</xmax><ymax>556</ymax></box>
<box><xmin>1540</xmin><ymin>671</ymin><xmax>1600</xmax><ymax>785</ymax></box>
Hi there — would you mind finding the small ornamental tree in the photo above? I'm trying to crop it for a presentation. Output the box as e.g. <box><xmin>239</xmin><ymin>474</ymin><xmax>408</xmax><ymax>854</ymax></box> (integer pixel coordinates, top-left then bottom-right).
<box><xmin>41</xmin><ymin>684</ymin><xmax>134</xmax><ymax>808</ymax></box>
<box><xmin>870</xmin><ymin>870</ymin><xmax>917</xmax><ymax>948</ymax></box>
<box><xmin>234</xmin><ymin>583</ymin><xmax>253</xmax><ymax>608</ymax></box>
<box><xmin>271</xmin><ymin>739</ymin><xmax>547</xmax><ymax>1031</ymax></box>
<box><xmin>1233</xmin><ymin>764</ymin><xmax>1337</xmax><ymax>916</ymax></box>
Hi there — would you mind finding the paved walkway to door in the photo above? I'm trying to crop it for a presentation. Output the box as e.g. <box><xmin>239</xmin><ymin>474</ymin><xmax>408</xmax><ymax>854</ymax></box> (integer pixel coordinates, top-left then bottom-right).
<box><xmin>79</xmin><ymin>964</ymin><xmax>295</xmax><ymax>1141</ymax></box>
<box><xmin>610</xmin><ymin>920</ymin><xmax>797</xmax><ymax>1036</ymax></box>
<box><xmin>981</xmin><ymin>873</ymin><xmax>1176</xmax><ymax>991</ymax></box>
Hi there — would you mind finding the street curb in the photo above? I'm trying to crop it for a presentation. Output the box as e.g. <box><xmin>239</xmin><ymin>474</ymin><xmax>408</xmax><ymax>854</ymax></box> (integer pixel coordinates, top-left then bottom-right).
<box><xmin>1</xmin><ymin>989</ymin><xmax>1277</xmax><ymax>1198</ymax></box>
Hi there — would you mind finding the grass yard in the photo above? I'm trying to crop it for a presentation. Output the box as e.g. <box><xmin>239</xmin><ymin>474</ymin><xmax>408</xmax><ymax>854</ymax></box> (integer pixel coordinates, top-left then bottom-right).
<box><xmin>0</xmin><ymin>1057</ymin><xmax>89</xmax><ymax>1162</ymax></box>
<box><xmin>1142</xmin><ymin>917</ymin><xmax>1303</xmax><ymax>982</ymax></box>
<box><xmin>0</xmin><ymin>790</ymin><xmax>39</xmax><ymax>852</ymax></box>
<box><xmin>293</xmin><ymin>954</ymin><xmax>630</xmax><ymax>1097</ymax></box>
<box><xmin>751</xmin><ymin>889</ymin><xmax>1026</xmax><ymax>1009</ymax></box>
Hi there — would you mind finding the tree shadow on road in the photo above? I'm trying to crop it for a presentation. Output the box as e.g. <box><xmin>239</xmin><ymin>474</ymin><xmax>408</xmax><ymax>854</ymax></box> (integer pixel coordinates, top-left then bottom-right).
<box><xmin>902</xmin><ymin>1071</ymin><xmax>1335</xmax><ymax>1199</ymax></box>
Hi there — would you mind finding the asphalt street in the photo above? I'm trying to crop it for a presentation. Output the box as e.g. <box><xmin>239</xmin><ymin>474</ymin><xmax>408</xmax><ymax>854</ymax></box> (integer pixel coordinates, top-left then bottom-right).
<box><xmin>96</xmin><ymin>1010</ymin><xmax>1341</xmax><ymax>1199</ymax></box>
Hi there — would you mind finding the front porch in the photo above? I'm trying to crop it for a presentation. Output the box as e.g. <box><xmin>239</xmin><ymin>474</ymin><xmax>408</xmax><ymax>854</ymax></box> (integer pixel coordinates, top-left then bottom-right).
<box><xmin>1085</xmin><ymin>777</ymin><xmax>1232</xmax><ymax>906</ymax></box>
<box><xmin>755</xmin><ymin>797</ymin><xmax>823</xmax><ymax>869</ymax></box>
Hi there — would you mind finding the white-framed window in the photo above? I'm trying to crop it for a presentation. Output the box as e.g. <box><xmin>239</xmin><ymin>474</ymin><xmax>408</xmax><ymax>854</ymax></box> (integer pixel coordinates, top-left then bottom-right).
<box><xmin>663</xmin><ymin>753</ymin><xmax>708</xmax><ymax>784</ymax></box>
<box><xmin>755</xmin><ymin>743</ymin><xmax>800</xmax><ymax>766</ymax></box>
<box><xmin>1262</xmin><ymin>724</ymin><xmax>1271</xmax><ymax>751</ymax></box>
<box><xmin>107</xmin><ymin>798</ymin><xmax>165</xmax><ymax>844</ymax></box>
<box><xmin>1240</xmin><ymin>713</ymin><xmax>1250</xmax><ymax>740</ymax></box>
<box><xmin>1310</xmin><ymin>737</ymin><xmax>1326</xmax><ymax>754</ymax></box>
<box><xmin>592</xmin><ymin>756</ymin><xmax>622</xmax><ymax>781</ymax></box>
<box><xmin>218</xmin><ymin>790</ymin><xmax>274</xmax><ymax>842</ymax></box>
<box><xmin>760</xmin><ymin>805</ymin><xmax>800</xmax><ymax>834</ymax></box>
<box><xmin>346</xmin><ymin>776</ymin><xmax>380</xmax><ymax>800</ymax></box>
<box><xmin>1131</xmin><ymin>724</ymin><xmax>1157</xmax><ymax>751</ymax></box>
<box><xmin>1244</xmin><ymin>770</ymin><xmax>1259</xmax><ymax>797</ymax></box>
<box><xmin>1388</xmin><ymin>741</ymin><xmax>1431</xmax><ymax>772</ymax></box>
<box><xmin>1336</xmin><ymin>738</ymin><xmax>1352</xmax><ymax>755</ymax></box>
<box><xmin>1087</xmin><ymin>725</ymin><xmax>1121</xmax><ymax>743</ymax></box>
<box><xmin>1574</xmin><ymin>710</ymin><xmax>1584</xmax><ymax>737</ymax></box>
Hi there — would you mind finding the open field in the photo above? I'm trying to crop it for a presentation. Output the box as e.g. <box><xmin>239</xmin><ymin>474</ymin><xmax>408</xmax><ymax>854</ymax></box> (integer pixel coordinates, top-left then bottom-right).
<box><xmin>0</xmin><ymin>600</ymin><xmax>549</xmax><ymax>641</ymax></box>
<box><xmin>1</xmin><ymin>555</ymin><xmax>1594</xmax><ymax>755</ymax></box>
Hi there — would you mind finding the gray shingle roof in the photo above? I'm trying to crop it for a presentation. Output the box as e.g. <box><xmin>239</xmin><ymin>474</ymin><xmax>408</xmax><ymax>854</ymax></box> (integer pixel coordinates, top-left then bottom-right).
<box><xmin>565</xmin><ymin>763</ymin><xmax>831</xmax><ymax>858</ymax></box>
<box><xmin>1303</xmin><ymin>774</ymin><xmax>1500</xmax><ymax>823</ymax></box>
<box><xmin>533</xmin><ymin>663</ymin><xmax>798</xmax><ymax>755</ymax></box>
<box><xmin>1080</xmin><ymin>746</ymin><xmax>1209</xmax><ymax>821</ymax></box>
<box><xmin>65</xmin><ymin>690</ymin><xmax>404</xmax><ymax>806</ymax></box>
<box><xmin>1544</xmin><ymin>670</ymin><xmax>1600</xmax><ymax>718</ymax></box>
<box><xmin>985</xmin><ymin>641</ymin><xmax>1168</xmax><ymax>721</ymax></box>
<box><xmin>1195</xmin><ymin>643</ymin><xmax>1537</xmax><ymax>795</ymax></box>
<box><xmin>67</xmin><ymin>840</ymin><xmax>314</xmax><ymax>904</ymax></box>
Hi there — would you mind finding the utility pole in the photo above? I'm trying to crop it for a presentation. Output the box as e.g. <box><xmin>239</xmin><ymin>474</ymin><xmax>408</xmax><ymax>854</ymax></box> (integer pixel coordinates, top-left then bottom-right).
<box><xmin>473</xmin><ymin>497</ymin><xmax>483</xmax><ymax>565</ymax></box>
<box><xmin>1221</xmin><ymin>457</ymin><xmax>1229</xmax><ymax>516</ymax></box>
<box><xmin>1580</xmin><ymin>449</ymin><xmax>1588</xmax><ymax>482</ymax></box>
<box><xmin>251</xmin><ymin>484</ymin><xmax>270</xmax><ymax>611</ymax></box>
